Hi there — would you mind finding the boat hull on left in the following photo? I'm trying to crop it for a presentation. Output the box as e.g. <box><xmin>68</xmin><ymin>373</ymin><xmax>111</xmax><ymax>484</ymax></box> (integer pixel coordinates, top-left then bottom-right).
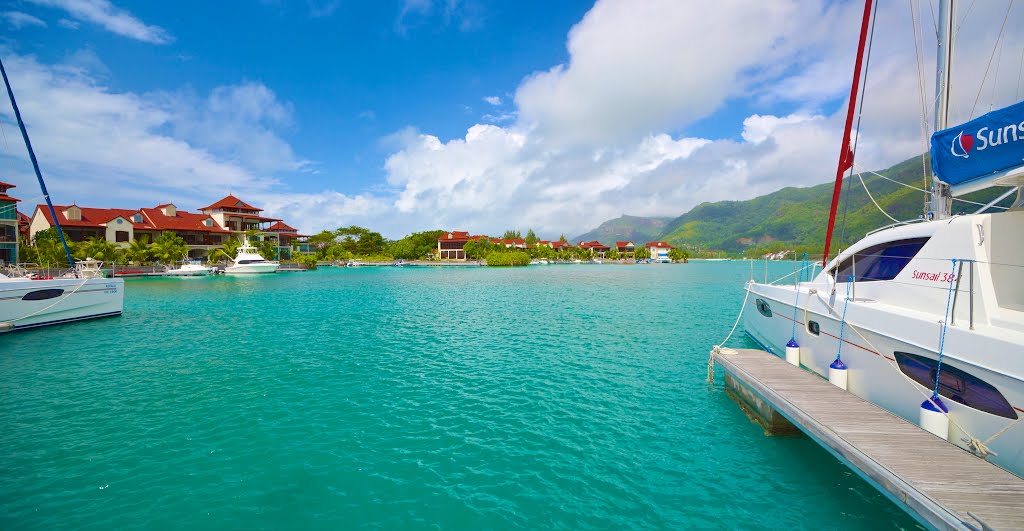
<box><xmin>0</xmin><ymin>277</ymin><xmax>124</xmax><ymax>332</ymax></box>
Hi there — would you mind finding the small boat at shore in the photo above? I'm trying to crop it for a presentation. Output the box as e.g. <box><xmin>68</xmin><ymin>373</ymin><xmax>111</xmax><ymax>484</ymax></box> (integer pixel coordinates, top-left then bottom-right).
<box><xmin>164</xmin><ymin>259</ymin><xmax>218</xmax><ymax>277</ymax></box>
<box><xmin>223</xmin><ymin>239</ymin><xmax>279</xmax><ymax>274</ymax></box>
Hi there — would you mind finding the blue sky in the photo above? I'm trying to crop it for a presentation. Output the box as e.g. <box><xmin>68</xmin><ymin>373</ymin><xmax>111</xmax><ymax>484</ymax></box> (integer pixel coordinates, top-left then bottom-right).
<box><xmin>2</xmin><ymin>1</ymin><xmax>1021</xmax><ymax>238</ymax></box>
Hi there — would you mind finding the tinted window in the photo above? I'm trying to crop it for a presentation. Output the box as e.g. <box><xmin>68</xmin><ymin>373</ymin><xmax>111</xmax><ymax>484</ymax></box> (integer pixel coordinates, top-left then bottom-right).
<box><xmin>807</xmin><ymin>321</ymin><xmax>820</xmax><ymax>336</ymax></box>
<box><xmin>833</xmin><ymin>237</ymin><xmax>929</xmax><ymax>282</ymax></box>
<box><xmin>23</xmin><ymin>288</ymin><xmax>65</xmax><ymax>301</ymax></box>
<box><xmin>755</xmin><ymin>298</ymin><xmax>772</xmax><ymax>317</ymax></box>
<box><xmin>895</xmin><ymin>352</ymin><xmax>1017</xmax><ymax>419</ymax></box>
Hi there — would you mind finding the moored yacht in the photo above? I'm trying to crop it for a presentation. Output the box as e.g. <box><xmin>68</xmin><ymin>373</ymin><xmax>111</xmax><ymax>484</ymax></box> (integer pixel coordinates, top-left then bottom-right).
<box><xmin>164</xmin><ymin>259</ymin><xmax>217</xmax><ymax>277</ymax></box>
<box><xmin>743</xmin><ymin>0</ymin><xmax>1024</xmax><ymax>478</ymax></box>
<box><xmin>223</xmin><ymin>239</ymin><xmax>279</xmax><ymax>274</ymax></box>
<box><xmin>0</xmin><ymin>58</ymin><xmax>123</xmax><ymax>333</ymax></box>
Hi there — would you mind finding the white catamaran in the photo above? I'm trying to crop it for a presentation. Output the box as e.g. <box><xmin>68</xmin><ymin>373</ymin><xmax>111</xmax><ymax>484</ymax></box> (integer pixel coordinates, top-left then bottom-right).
<box><xmin>0</xmin><ymin>58</ymin><xmax>124</xmax><ymax>333</ymax></box>
<box><xmin>743</xmin><ymin>0</ymin><xmax>1024</xmax><ymax>478</ymax></box>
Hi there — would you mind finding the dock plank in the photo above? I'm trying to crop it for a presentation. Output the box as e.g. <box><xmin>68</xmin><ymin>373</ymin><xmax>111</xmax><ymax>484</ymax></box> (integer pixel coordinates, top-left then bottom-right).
<box><xmin>714</xmin><ymin>348</ymin><xmax>1024</xmax><ymax>531</ymax></box>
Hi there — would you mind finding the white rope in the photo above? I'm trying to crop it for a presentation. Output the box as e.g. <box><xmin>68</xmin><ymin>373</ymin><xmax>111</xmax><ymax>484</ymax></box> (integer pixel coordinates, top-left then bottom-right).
<box><xmin>709</xmin><ymin>285</ymin><xmax>751</xmax><ymax>383</ymax></box>
<box><xmin>2</xmin><ymin>275</ymin><xmax>92</xmax><ymax>324</ymax></box>
<box><xmin>852</xmin><ymin>163</ymin><xmax>1010</xmax><ymax>211</ymax></box>
<box><xmin>857</xmin><ymin>172</ymin><xmax>901</xmax><ymax>223</ymax></box>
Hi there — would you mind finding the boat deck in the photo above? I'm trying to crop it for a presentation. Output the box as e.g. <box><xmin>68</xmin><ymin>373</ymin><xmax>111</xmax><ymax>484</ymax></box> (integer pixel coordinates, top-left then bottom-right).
<box><xmin>712</xmin><ymin>347</ymin><xmax>1024</xmax><ymax>530</ymax></box>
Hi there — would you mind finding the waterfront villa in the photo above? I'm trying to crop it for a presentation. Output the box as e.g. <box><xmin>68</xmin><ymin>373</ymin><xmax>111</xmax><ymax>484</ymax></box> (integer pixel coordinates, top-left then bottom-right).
<box><xmin>438</xmin><ymin>231</ymin><xmax>471</xmax><ymax>260</ymax></box>
<box><xmin>615</xmin><ymin>241</ymin><xmax>635</xmax><ymax>257</ymax></box>
<box><xmin>646</xmin><ymin>241</ymin><xmax>675</xmax><ymax>262</ymax></box>
<box><xmin>578</xmin><ymin>240</ymin><xmax>611</xmax><ymax>257</ymax></box>
<box><xmin>0</xmin><ymin>181</ymin><xmax>18</xmax><ymax>264</ymax></box>
<box><xmin>27</xmin><ymin>195</ymin><xmax>307</xmax><ymax>260</ymax></box>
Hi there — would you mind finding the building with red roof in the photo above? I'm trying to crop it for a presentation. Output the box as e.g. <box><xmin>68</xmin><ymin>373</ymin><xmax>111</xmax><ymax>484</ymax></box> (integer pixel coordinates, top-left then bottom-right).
<box><xmin>199</xmin><ymin>194</ymin><xmax>281</xmax><ymax>233</ymax></box>
<box><xmin>578</xmin><ymin>240</ymin><xmax>611</xmax><ymax>257</ymax></box>
<box><xmin>0</xmin><ymin>180</ymin><xmax>19</xmax><ymax>263</ymax></box>
<box><xmin>267</xmin><ymin>221</ymin><xmax>311</xmax><ymax>257</ymax></box>
<box><xmin>550</xmin><ymin>240</ymin><xmax>574</xmax><ymax>251</ymax></box>
<box><xmin>645</xmin><ymin>241</ymin><xmax>675</xmax><ymax>262</ymax></box>
<box><xmin>438</xmin><ymin>231</ymin><xmax>471</xmax><ymax>260</ymax></box>
<box><xmin>615</xmin><ymin>241</ymin><xmax>636</xmax><ymax>256</ymax></box>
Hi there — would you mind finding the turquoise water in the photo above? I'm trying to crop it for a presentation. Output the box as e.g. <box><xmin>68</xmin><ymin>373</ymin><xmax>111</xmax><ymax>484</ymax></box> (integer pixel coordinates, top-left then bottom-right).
<box><xmin>0</xmin><ymin>263</ymin><xmax>920</xmax><ymax>529</ymax></box>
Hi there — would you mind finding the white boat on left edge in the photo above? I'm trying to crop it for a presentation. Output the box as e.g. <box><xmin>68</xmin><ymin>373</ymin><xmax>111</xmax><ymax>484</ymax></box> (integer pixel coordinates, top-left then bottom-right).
<box><xmin>0</xmin><ymin>263</ymin><xmax>123</xmax><ymax>332</ymax></box>
<box><xmin>0</xmin><ymin>58</ymin><xmax>123</xmax><ymax>333</ymax></box>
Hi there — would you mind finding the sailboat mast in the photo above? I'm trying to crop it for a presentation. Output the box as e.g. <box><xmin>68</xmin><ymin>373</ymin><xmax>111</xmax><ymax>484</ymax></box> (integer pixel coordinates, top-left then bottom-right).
<box><xmin>930</xmin><ymin>0</ymin><xmax>955</xmax><ymax>218</ymax></box>
<box><xmin>0</xmin><ymin>56</ymin><xmax>76</xmax><ymax>268</ymax></box>
<box><xmin>821</xmin><ymin>0</ymin><xmax>874</xmax><ymax>267</ymax></box>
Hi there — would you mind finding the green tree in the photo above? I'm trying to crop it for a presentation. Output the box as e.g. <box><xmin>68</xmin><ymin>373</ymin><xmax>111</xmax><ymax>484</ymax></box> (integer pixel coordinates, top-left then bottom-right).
<box><xmin>525</xmin><ymin>228</ymin><xmax>538</xmax><ymax>246</ymax></box>
<box><xmin>635</xmin><ymin>247</ymin><xmax>651</xmax><ymax>260</ymax></box>
<box><xmin>151</xmin><ymin>231</ymin><xmax>189</xmax><ymax>264</ymax></box>
<box><xmin>17</xmin><ymin>234</ymin><xmax>37</xmax><ymax>264</ymax></box>
<box><xmin>606</xmin><ymin>248</ymin><xmax>620</xmax><ymax>261</ymax></box>
<box><xmin>667</xmin><ymin>248</ymin><xmax>689</xmax><ymax>262</ymax></box>
<box><xmin>74</xmin><ymin>236</ymin><xmax>120</xmax><ymax>262</ymax></box>
<box><xmin>389</xmin><ymin>230</ymin><xmax>446</xmax><ymax>260</ymax></box>
<box><xmin>32</xmin><ymin>228</ymin><xmax>73</xmax><ymax>267</ymax></box>
<box><xmin>258</xmin><ymin>239</ymin><xmax>277</xmax><ymax>260</ymax></box>
<box><xmin>501</xmin><ymin>229</ymin><xmax>522</xmax><ymax>240</ymax></box>
<box><xmin>558</xmin><ymin>234</ymin><xmax>568</xmax><ymax>242</ymax></box>
<box><xmin>208</xmin><ymin>236</ymin><xmax>241</xmax><ymax>263</ymax></box>
<box><xmin>124</xmin><ymin>235</ymin><xmax>153</xmax><ymax>264</ymax></box>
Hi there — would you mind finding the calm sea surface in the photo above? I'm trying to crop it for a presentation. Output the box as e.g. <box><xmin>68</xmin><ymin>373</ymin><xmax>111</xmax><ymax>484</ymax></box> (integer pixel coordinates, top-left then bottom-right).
<box><xmin>0</xmin><ymin>262</ymin><xmax>920</xmax><ymax>529</ymax></box>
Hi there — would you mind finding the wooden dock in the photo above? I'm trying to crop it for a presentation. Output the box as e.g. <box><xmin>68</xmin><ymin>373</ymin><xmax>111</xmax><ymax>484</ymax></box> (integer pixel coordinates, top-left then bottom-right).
<box><xmin>713</xmin><ymin>348</ymin><xmax>1024</xmax><ymax>531</ymax></box>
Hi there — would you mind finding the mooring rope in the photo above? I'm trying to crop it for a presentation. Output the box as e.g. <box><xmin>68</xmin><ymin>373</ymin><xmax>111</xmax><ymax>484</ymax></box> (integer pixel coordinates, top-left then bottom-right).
<box><xmin>709</xmin><ymin>285</ymin><xmax>752</xmax><ymax>384</ymax></box>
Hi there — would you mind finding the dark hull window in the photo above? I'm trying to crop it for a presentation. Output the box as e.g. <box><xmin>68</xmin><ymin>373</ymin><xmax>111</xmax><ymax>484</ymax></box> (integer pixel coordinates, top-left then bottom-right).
<box><xmin>807</xmin><ymin>321</ymin><xmax>820</xmax><ymax>336</ymax></box>
<box><xmin>833</xmin><ymin>237</ymin><xmax>929</xmax><ymax>282</ymax></box>
<box><xmin>22</xmin><ymin>288</ymin><xmax>65</xmax><ymax>301</ymax></box>
<box><xmin>895</xmin><ymin>352</ymin><xmax>1017</xmax><ymax>419</ymax></box>
<box><xmin>755</xmin><ymin>298</ymin><xmax>772</xmax><ymax>318</ymax></box>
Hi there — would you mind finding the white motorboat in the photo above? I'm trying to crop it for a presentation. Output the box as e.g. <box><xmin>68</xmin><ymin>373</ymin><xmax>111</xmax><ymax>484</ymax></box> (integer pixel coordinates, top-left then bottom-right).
<box><xmin>164</xmin><ymin>259</ymin><xmax>217</xmax><ymax>277</ymax></box>
<box><xmin>742</xmin><ymin>0</ymin><xmax>1024</xmax><ymax>478</ymax></box>
<box><xmin>0</xmin><ymin>58</ymin><xmax>123</xmax><ymax>333</ymax></box>
<box><xmin>223</xmin><ymin>239</ymin><xmax>279</xmax><ymax>274</ymax></box>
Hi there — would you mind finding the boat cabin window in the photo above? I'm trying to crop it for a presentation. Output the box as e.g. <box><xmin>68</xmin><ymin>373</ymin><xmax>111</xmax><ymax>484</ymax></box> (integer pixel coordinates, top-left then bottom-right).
<box><xmin>807</xmin><ymin>321</ymin><xmax>820</xmax><ymax>336</ymax></box>
<box><xmin>22</xmin><ymin>288</ymin><xmax>65</xmax><ymax>301</ymax></box>
<box><xmin>237</xmin><ymin>259</ymin><xmax>264</xmax><ymax>264</ymax></box>
<box><xmin>894</xmin><ymin>352</ymin><xmax>1017</xmax><ymax>419</ymax></box>
<box><xmin>755</xmin><ymin>298</ymin><xmax>772</xmax><ymax>318</ymax></box>
<box><xmin>832</xmin><ymin>237</ymin><xmax>929</xmax><ymax>282</ymax></box>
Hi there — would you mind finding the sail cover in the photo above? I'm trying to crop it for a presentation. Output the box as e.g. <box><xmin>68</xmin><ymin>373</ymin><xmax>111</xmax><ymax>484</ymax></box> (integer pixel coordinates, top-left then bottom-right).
<box><xmin>931</xmin><ymin>100</ymin><xmax>1024</xmax><ymax>194</ymax></box>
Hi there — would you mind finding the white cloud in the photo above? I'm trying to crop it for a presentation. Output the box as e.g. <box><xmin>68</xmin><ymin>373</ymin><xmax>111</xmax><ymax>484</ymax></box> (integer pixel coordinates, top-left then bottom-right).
<box><xmin>57</xmin><ymin>18</ymin><xmax>79</xmax><ymax>29</ymax></box>
<box><xmin>483</xmin><ymin>95</ymin><xmax>501</xmax><ymax>106</ymax></box>
<box><xmin>2</xmin><ymin>11</ymin><xmax>47</xmax><ymax>29</ymax></box>
<box><xmin>26</xmin><ymin>0</ymin><xmax>172</xmax><ymax>44</ymax></box>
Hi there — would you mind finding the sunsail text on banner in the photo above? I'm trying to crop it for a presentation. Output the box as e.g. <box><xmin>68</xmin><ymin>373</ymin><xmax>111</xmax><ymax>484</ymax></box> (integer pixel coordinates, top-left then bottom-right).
<box><xmin>931</xmin><ymin>100</ymin><xmax>1024</xmax><ymax>197</ymax></box>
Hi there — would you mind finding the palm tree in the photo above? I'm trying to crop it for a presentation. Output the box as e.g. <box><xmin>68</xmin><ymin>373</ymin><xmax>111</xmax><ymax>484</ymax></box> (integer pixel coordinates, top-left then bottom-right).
<box><xmin>75</xmin><ymin>236</ymin><xmax>120</xmax><ymax>262</ymax></box>
<box><xmin>208</xmin><ymin>236</ymin><xmax>241</xmax><ymax>263</ymax></box>
<box><xmin>150</xmin><ymin>231</ymin><xmax>189</xmax><ymax>265</ymax></box>
<box><xmin>125</xmin><ymin>235</ymin><xmax>153</xmax><ymax>264</ymax></box>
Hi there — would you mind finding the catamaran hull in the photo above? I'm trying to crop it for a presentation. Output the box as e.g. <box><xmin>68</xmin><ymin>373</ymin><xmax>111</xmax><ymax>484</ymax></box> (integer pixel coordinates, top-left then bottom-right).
<box><xmin>0</xmin><ymin>277</ymin><xmax>124</xmax><ymax>332</ymax></box>
<box><xmin>743</xmin><ymin>282</ymin><xmax>1024</xmax><ymax>478</ymax></box>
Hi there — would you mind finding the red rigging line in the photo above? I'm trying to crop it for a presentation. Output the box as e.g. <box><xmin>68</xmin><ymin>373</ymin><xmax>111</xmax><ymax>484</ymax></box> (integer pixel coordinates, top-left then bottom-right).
<box><xmin>822</xmin><ymin>0</ymin><xmax>874</xmax><ymax>268</ymax></box>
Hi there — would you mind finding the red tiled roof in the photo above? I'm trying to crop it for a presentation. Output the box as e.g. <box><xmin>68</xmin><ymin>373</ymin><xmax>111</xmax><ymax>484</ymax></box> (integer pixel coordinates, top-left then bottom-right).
<box><xmin>0</xmin><ymin>180</ymin><xmax>15</xmax><ymax>188</ymax></box>
<box><xmin>551</xmin><ymin>241</ymin><xmax>573</xmax><ymax>249</ymax></box>
<box><xmin>36</xmin><ymin>204</ymin><xmax>153</xmax><ymax>229</ymax></box>
<box><xmin>199</xmin><ymin>194</ymin><xmax>263</xmax><ymax>212</ymax></box>
<box><xmin>578</xmin><ymin>240</ymin><xmax>610</xmax><ymax>250</ymax></box>
<box><xmin>17</xmin><ymin>211</ymin><xmax>30</xmax><ymax>224</ymax></box>
<box><xmin>0</xmin><ymin>180</ymin><xmax>18</xmax><ymax>202</ymax></box>
<box><xmin>267</xmin><ymin>221</ymin><xmax>298</xmax><ymax>232</ymax></box>
<box><xmin>220</xmin><ymin>212</ymin><xmax>282</xmax><ymax>222</ymax></box>
<box><xmin>139</xmin><ymin>207</ymin><xmax>230</xmax><ymax>233</ymax></box>
<box><xmin>615</xmin><ymin>241</ymin><xmax>635</xmax><ymax>247</ymax></box>
<box><xmin>439</xmin><ymin>231</ymin><xmax>470</xmax><ymax>243</ymax></box>
<box><xmin>645</xmin><ymin>241</ymin><xmax>674</xmax><ymax>249</ymax></box>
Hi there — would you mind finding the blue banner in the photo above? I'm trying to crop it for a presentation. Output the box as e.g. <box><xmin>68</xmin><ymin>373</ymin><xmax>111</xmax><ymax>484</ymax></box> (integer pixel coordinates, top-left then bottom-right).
<box><xmin>931</xmin><ymin>100</ymin><xmax>1024</xmax><ymax>188</ymax></box>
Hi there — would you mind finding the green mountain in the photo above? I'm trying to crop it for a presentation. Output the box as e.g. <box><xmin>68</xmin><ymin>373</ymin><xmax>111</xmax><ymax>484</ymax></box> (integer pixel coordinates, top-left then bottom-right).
<box><xmin>658</xmin><ymin>154</ymin><xmax>1008</xmax><ymax>253</ymax></box>
<box><xmin>572</xmin><ymin>214</ymin><xmax>672</xmax><ymax>244</ymax></box>
<box><xmin>574</xmin><ymin>154</ymin><xmax>1011</xmax><ymax>255</ymax></box>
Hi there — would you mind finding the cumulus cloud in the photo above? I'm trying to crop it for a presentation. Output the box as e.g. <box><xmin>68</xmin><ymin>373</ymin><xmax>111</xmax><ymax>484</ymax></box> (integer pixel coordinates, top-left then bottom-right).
<box><xmin>26</xmin><ymin>0</ymin><xmax>172</xmax><ymax>44</ymax></box>
<box><xmin>3</xmin><ymin>11</ymin><xmax>47</xmax><ymax>29</ymax></box>
<box><xmin>376</xmin><ymin>0</ymin><xmax>1024</xmax><ymax>237</ymax></box>
<box><xmin>483</xmin><ymin>96</ymin><xmax>501</xmax><ymax>106</ymax></box>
